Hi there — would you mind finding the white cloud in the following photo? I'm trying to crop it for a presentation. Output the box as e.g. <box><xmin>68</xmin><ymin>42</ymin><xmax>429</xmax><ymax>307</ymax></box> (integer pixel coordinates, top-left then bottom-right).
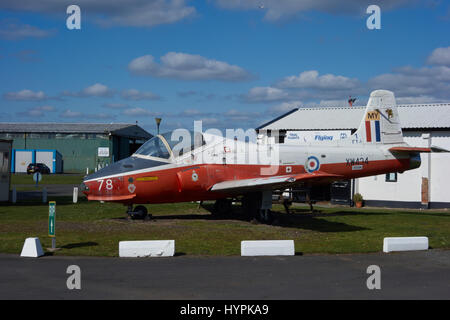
<box><xmin>368</xmin><ymin>65</ymin><xmax>450</xmax><ymax>99</ymax></box>
<box><xmin>122</xmin><ymin>107</ymin><xmax>159</xmax><ymax>116</ymax></box>
<box><xmin>59</xmin><ymin>109</ymin><xmax>115</xmax><ymax>120</ymax></box>
<box><xmin>82</xmin><ymin>83</ymin><xmax>113</xmax><ymax>97</ymax></box>
<box><xmin>85</xmin><ymin>112</ymin><xmax>116</xmax><ymax>120</ymax></box>
<box><xmin>0</xmin><ymin>0</ymin><xmax>196</xmax><ymax>28</ymax></box>
<box><xmin>17</xmin><ymin>105</ymin><xmax>56</xmax><ymax>117</ymax></box>
<box><xmin>128</xmin><ymin>52</ymin><xmax>253</xmax><ymax>81</ymax></box>
<box><xmin>62</xmin><ymin>83</ymin><xmax>114</xmax><ymax>98</ymax></box>
<box><xmin>224</xmin><ymin>109</ymin><xmax>260</xmax><ymax>121</ymax></box>
<box><xmin>243</xmin><ymin>86</ymin><xmax>289</xmax><ymax>103</ymax></box>
<box><xmin>0</xmin><ymin>21</ymin><xmax>54</xmax><ymax>40</ymax></box>
<box><xmin>278</xmin><ymin>70</ymin><xmax>360</xmax><ymax>90</ymax></box>
<box><xmin>267</xmin><ymin>101</ymin><xmax>302</xmax><ymax>115</ymax></box>
<box><xmin>179</xmin><ymin>109</ymin><xmax>205</xmax><ymax>116</ymax></box>
<box><xmin>395</xmin><ymin>96</ymin><xmax>444</xmax><ymax>104</ymax></box>
<box><xmin>121</xmin><ymin>89</ymin><xmax>160</xmax><ymax>101</ymax></box>
<box><xmin>241</xmin><ymin>46</ymin><xmax>450</xmax><ymax>106</ymax></box>
<box><xmin>60</xmin><ymin>109</ymin><xmax>82</xmax><ymax>118</ymax></box>
<box><xmin>3</xmin><ymin>89</ymin><xmax>47</xmax><ymax>101</ymax></box>
<box><xmin>318</xmin><ymin>99</ymin><xmax>350</xmax><ymax>107</ymax></box>
<box><xmin>427</xmin><ymin>46</ymin><xmax>450</xmax><ymax>67</ymax></box>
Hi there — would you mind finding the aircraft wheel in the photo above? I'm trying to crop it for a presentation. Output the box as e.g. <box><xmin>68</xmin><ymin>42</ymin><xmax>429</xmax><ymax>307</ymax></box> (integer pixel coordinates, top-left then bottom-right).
<box><xmin>131</xmin><ymin>205</ymin><xmax>148</xmax><ymax>220</ymax></box>
<box><xmin>212</xmin><ymin>199</ymin><xmax>232</xmax><ymax>216</ymax></box>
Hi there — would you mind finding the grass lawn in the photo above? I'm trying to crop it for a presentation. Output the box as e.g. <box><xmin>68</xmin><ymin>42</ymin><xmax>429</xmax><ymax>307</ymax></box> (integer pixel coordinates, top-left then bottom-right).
<box><xmin>11</xmin><ymin>174</ymin><xmax>84</xmax><ymax>185</ymax></box>
<box><xmin>0</xmin><ymin>197</ymin><xmax>449</xmax><ymax>257</ymax></box>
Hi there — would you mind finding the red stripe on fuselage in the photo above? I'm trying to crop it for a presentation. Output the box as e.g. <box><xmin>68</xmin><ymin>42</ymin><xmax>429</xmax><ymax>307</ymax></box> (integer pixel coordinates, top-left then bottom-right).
<box><xmin>365</xmin><ymin>121</ymin><xmax>372</xmax><ymax>142</ymax></box>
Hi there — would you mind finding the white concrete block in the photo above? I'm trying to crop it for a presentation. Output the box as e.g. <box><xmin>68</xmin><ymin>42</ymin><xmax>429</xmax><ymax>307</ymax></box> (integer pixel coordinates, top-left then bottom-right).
<box><xmin>383</xmin><ymin>237</ymin><xmax>428</xmax><ymax>253</ymax></box>
<box><xmin>20</xmin><ymin>237</ymin><xmax>44</xmax><ymax>257</ymax></box>
<box><xmin>241</xmin><ymin>240</ymin><xmax>295</xmax><ymax>256</ymax></box>
<box><xmin>73</xmin><ymin>187</ymin><xmax>78</xmax><ymax>203</ymax></box>
<box><xmin>119</xmin><ymin>240</ymin><xmax>175</xmax><ymax>257</ymax></box>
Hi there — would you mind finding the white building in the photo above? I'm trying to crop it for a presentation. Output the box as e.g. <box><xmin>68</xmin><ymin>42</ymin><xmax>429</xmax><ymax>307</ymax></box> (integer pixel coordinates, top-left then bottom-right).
<box><xmin>256</xmin><ymin>103</ymin><xmax>450</xmax><ymax>209</ymax></box>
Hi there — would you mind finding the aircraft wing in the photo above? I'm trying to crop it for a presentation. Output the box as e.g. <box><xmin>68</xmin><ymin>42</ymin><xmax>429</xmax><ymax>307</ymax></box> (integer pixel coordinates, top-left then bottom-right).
<box><xmin>389</xmin><ymin>146</ymin><xmax>449</xmax><ymax>153</ymax></box>
<box><xmin>209</xmin><ymin>171</ymin><xmax>342</xmax><ymax>193</ymax></box>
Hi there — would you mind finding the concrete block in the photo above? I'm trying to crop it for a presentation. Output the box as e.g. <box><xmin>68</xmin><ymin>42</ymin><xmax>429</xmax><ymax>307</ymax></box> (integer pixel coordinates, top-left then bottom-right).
<box><xmin>383</xmin><ymin>237</ymin><xmax>428</xmax><ymax>253</ymax></box>
<box><xmin>20</xmin><ymin>237</ymin><xmax>44</xmax><ymax>257</ymax></box>
<box><xmin>119</xmin><ymin>240</ymin><xmax>175</xmax><ymax>257</ymax></box>
<box><xmin>73</xmin><ymin>187</ymin><xmax>78</xmax><ymax>203</ymax></box>
<box><xmin>241</xmin><ymin>240</ymin><xmax>295</xmax><ymax>256</ymax></box>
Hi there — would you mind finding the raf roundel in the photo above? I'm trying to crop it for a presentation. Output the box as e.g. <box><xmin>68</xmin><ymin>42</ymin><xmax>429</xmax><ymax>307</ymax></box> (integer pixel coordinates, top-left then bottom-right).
<box><xmin>305</xmin><ymin>156</ymin><xmax>320</xmax><ymax>173</ymax></box>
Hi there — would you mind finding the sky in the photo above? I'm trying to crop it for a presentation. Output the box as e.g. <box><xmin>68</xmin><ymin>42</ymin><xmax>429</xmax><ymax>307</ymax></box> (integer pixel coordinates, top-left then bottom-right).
<box><xmin>0</xmin><ymin>0</ymin><xmax>449</xmax><ymax>135</ymax></box>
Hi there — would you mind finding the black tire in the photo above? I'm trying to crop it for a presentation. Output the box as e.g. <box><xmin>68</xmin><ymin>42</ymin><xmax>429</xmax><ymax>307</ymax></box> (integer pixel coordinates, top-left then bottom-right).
<box><xmin>131</xmin><ymin>205</ymin><xmax>148</xmax><ymax>220</ymax></box>
<box><xmin>212</xmin><ymin>199</ymin><xmax>232</xmax><ymax>216</ymax></box>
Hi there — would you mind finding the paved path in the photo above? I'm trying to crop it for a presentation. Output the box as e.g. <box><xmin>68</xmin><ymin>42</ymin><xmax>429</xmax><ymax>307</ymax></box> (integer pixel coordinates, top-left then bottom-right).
<box><xmin>1</xmin><ymin>250</ymin><xmax>449</xmax><ymax>299</ymax></box>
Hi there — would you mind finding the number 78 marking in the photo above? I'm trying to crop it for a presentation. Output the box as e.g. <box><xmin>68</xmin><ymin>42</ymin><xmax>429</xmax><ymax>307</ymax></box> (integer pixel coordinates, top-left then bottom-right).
<box><xmin>98</xmin><ymin>179</ymin><xmax>113</xmax><ymax>191</ymax></box>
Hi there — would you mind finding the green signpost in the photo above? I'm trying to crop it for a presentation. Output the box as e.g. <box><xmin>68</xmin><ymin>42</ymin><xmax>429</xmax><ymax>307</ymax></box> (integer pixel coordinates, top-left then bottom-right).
<box><xmin>48</xmin><ymin>201</ymin><xmax>56</xmax><ymax>249</ymax></box>
<box><xmin>33</xmin><ymin>172</ymin><xmax>42</xmax><ymax>188</ymax></box>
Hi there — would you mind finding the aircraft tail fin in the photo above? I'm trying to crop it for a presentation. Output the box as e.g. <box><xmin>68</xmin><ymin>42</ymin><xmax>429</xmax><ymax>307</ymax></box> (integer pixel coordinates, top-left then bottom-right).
<box><xmin>353</xmin><ymin>90</ymin><xmax>404</xmax><ymax>144</ymax></box>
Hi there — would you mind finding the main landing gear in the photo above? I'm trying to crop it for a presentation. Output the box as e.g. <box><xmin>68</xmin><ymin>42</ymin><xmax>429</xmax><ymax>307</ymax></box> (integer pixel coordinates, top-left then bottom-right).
<box><xmin>212</xmin><ymin>198</ymin><xmax>232</xmax><ymax>217</ymax></box>
<box><xmin>211</xmin><ymin>192</ymin><xmax>274</xmax><ymax>224</ymax></box>
<box><xmin>241</xmin><ymin>191</ymin><xmax>274</xmax><ymax>224</ymax></box>
<box><xmin>126</xmin><ymin>204</ymin><xmax>151</xmax><ymax>220</ymax></box>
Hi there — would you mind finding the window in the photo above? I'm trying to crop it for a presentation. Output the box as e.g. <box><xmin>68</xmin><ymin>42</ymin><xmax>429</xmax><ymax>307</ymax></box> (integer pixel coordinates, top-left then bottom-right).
<box><xmin>385</xmin><ymin>172</ymin><xmax>397</xmax><ymax>182</ymax></box>
<box><xmin>134</xmin><ymin>136</ymin><xmax>170</xmax><ymax>159</ymax></box>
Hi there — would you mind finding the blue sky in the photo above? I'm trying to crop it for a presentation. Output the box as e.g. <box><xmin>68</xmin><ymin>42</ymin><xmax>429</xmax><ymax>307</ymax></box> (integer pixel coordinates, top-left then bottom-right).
<box><xmin>0</xmin><ymin>0</ymin><xmax>449</xmax><ymax>134</ymax></box>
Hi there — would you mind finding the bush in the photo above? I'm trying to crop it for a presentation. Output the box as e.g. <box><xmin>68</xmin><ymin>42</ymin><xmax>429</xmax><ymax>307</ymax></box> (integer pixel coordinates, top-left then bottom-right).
<box><xmin>353</xmin><ymin>193</ymin><xmax>363</xmax><ymax>202</ymax></box>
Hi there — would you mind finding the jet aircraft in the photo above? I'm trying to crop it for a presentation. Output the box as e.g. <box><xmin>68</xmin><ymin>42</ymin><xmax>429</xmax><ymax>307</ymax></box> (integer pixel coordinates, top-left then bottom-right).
<box><xmin>82</xmin><ymin>90</ymin><xmax>446</xmax><ymax>223</ymax></box>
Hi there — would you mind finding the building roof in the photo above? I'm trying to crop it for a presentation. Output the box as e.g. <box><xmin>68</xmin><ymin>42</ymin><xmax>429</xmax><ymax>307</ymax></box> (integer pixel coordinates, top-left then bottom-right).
<box><xmin>0</xmin><ymin>123</ymin><xmax>152</xmax><ymax>139</ymax></box>
<box><xmin>257</xmin><ymin>103</ymin><xmax>450</xmax><ymax>131</ymax></box>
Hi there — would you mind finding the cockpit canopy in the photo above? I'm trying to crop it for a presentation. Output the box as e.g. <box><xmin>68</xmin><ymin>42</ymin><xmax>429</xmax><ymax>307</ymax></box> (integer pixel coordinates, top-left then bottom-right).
<box><xmin>134</xmin><ymin>130</ymin><xmax>205</xmax><ymax>160</ymax></box>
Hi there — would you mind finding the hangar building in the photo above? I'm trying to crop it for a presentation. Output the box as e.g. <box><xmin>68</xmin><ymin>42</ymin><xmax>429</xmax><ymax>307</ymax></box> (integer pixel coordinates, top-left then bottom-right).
<box><xmin>0</xmin><ymin>123</ymin><xmax>152</xmax><ymax>173</ymax></box>
<box><xmin>256</xmin><ymin>103</ymin><xmax>450</xmax><ymax>209</ymax></box>
<box><xmin>0</xmin><ymin>139</ymin><xmax>12</xmax><ymax>201</ymax></box>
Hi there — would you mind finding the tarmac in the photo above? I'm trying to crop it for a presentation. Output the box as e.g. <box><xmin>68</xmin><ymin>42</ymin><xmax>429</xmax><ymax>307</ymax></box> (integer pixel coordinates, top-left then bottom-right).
<box><xmin>0</xmin><ymin>249</ymin><xmax>449</xmax><ymax>300</ymax></box>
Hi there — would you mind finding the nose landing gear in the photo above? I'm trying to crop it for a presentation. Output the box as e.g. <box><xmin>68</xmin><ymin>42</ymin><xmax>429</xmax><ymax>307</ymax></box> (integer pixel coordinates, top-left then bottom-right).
<box><xmin>126</xmin><ymin>205</ymin><xmax>151</xmax><ymax>220</ymax></box>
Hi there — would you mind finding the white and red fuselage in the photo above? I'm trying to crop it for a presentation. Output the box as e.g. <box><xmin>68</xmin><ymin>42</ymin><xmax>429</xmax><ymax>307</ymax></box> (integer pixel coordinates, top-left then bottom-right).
<box><xmin>82</xmin><ymin>134</ymin><xmax>417</xmax><ymax>205</ymax></box>
<box><xmin>82</xmin><ymin>90</ymin><xmax>428</xmax><ymax>206</ymax></box>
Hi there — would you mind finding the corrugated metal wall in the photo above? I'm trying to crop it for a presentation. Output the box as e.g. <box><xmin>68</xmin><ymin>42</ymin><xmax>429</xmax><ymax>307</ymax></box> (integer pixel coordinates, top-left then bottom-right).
<box><xmin>10</xmin><ymin>134</ymin><xmax>114</xmax><ymax>173</ymax></box>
